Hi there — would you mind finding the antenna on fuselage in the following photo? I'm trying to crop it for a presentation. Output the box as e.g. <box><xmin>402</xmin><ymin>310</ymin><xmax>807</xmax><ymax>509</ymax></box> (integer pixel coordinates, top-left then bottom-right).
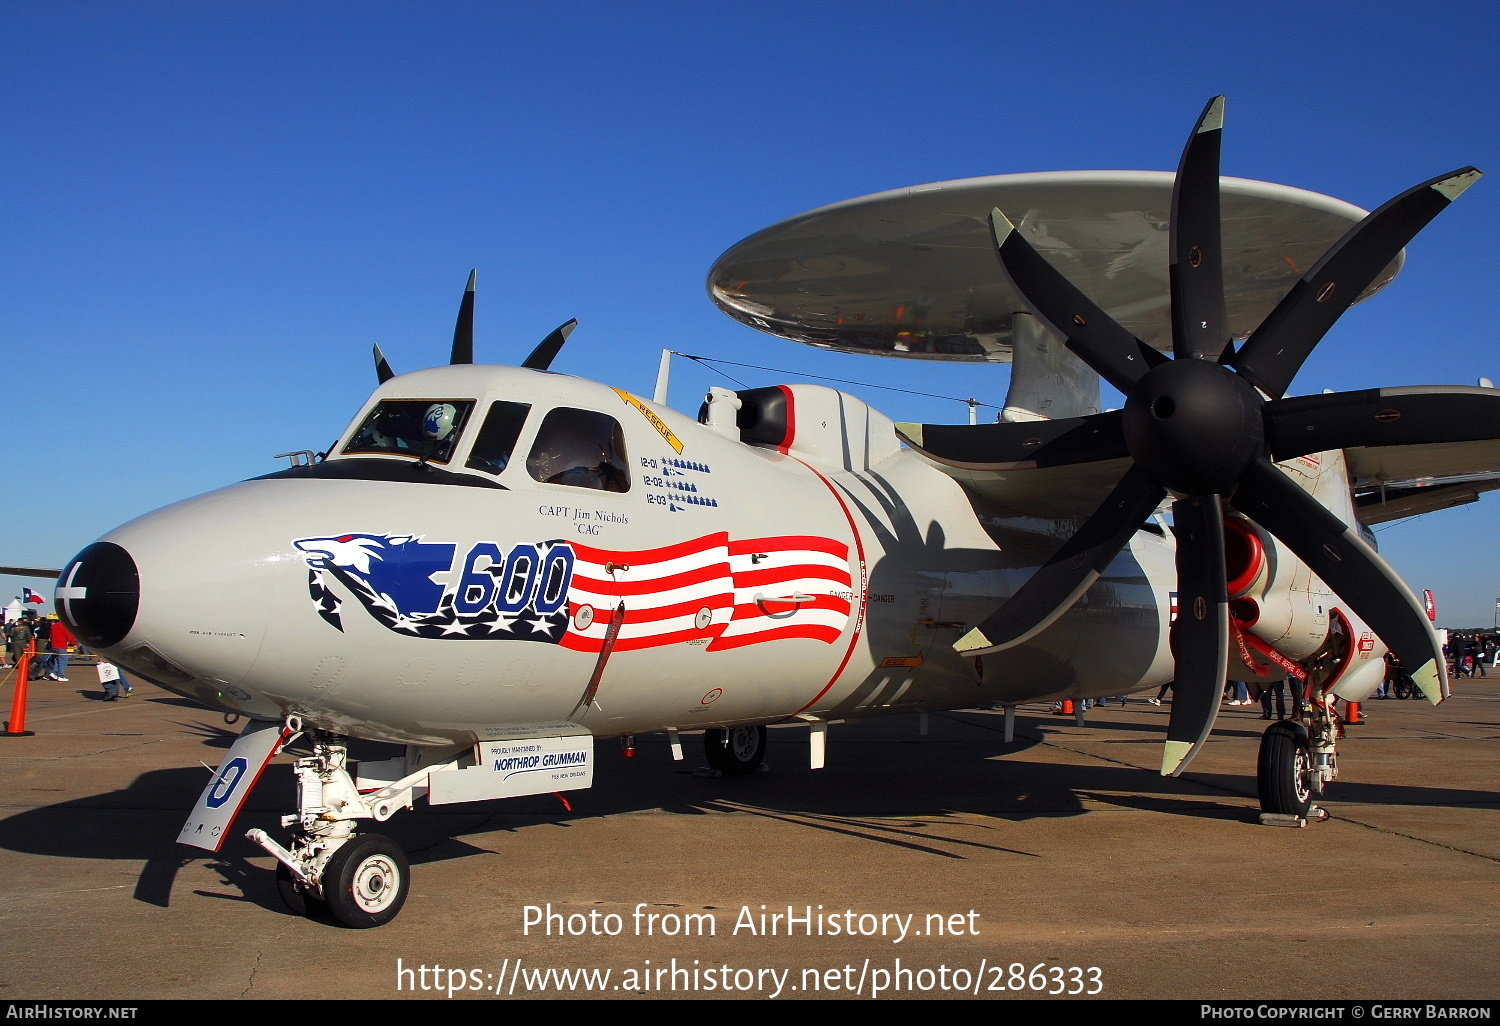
<box><xmin>654</xmin><ymin>350</ymin><xmax>673</xmax><ymax>404</ymax></box>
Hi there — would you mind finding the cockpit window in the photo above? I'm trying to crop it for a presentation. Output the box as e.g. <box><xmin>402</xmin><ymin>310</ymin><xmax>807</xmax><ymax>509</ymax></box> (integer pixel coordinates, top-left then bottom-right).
<box><xmin>465</xmin><ymin>401</ymin><xmax>532</xmax><ymax>476</ymax></box>
<box><xmin>343</xmin><ymin>399</ymin><xmax>475</xmax><ymax>464</ymax></box>
<box><xmin>526</xmin><ymin>408</ymin><xmax>630</xmax><ymax>492</ymax></box>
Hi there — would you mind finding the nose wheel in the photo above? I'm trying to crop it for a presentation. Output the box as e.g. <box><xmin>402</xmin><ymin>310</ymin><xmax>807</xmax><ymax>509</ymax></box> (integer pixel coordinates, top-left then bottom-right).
<box><xmin>322</xmin><ymin>834</ymin><xmax>410</xmax><ymax>928</ymax></box>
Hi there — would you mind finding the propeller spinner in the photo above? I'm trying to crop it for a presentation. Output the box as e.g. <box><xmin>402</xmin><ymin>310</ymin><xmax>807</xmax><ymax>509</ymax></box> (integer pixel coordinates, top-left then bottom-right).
<box><xmin>904</xmin><ymin>97</ymin><xmax>1486</xmax><ymax>776</ymax></box>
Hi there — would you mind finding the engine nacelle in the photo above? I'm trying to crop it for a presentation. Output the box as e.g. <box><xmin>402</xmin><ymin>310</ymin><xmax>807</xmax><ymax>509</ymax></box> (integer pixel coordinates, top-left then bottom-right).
<box><xmin>1315</xmin><ymin>607</ymin><xmax>1388</xmax><ymax>702</ymax></box>
<box><xmin>1222</xmin><ymin>513</ymin><xmax>1330</xmax><ymax>669</ymax></box>
<box><xmin>1223</xmin><ymin>515</ymin><xmax>1269</xmax><ymax>601</ymax></box>
<box><xmin>1221</xmin><ymin>458</ymin><xmax>1392</xmax><ymax>692</ymax></box>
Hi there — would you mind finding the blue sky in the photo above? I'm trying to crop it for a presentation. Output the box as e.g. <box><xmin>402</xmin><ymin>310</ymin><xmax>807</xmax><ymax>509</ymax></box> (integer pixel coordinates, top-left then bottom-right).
<box><xmin>3</xmin><ymin>2</ymin><xmax>1498</xmax><ymax>625</ymax></box>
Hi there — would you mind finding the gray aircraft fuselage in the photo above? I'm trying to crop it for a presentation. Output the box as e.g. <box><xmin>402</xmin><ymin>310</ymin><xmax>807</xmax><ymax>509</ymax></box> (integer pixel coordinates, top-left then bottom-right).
<box><xmin>60</xmin><ymin>364</ymin><xmax>1178</xmax><ymax>747</ymax></box>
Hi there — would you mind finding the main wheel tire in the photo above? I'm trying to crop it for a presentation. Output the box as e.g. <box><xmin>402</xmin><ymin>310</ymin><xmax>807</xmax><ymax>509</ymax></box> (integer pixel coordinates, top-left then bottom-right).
<box><xmin>1257</xmin><ymin>721</ymin><xmax>1315</xmax><ymax>818</ymax></box>
<box><xmin>275</xmin><ymin>860</ymin><xmax>327</xmax><ymax>918</ymax></box>
<box><xmin>704</xmin><ymin>725</ymin><xmax>767</xmax><ymax>776</ymax></box>
<box><xmin>322</xmin><ymin>834</ymin><xmax>410</xmax><ymax>928</ymax></box>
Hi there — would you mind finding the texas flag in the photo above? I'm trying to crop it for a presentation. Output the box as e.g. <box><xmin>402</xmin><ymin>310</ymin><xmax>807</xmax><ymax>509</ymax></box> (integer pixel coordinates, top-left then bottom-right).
<box><xmin>22</xmin><ymin>588</ymin><xmax>45</xmax><ymax>605</ymax></box>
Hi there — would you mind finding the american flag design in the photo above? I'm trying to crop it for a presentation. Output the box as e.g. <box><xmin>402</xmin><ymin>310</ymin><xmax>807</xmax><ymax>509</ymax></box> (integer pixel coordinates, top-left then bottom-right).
<box><xmin>293</xmin><ymin>530</ymin><xmax>853</xmax><ymax>653</ymax></box>
<box><xmin>562</xmin><ymin>532</ymin><xmax>853</xmax><ymax>653</ymax></box>
<box><xmin>295</xmin><ymin>533</ymin><xmax>571</xmax><ymax>643</ymax></box>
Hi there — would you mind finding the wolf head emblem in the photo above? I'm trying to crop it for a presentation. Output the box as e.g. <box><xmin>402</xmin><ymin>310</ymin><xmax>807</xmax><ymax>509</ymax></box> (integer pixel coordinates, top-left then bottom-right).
<box><xmin>294</xmin><ymin>533</ymin><xmax>453</xmax><ymax>618</ymax></box>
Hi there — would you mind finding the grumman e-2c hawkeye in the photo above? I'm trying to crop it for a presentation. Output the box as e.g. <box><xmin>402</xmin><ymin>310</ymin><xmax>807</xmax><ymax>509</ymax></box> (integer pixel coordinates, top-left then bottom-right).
<box><xmin>41</xmin><ymin>98</ymin><xmax>1500</xmax><ymax>927</ymax></box>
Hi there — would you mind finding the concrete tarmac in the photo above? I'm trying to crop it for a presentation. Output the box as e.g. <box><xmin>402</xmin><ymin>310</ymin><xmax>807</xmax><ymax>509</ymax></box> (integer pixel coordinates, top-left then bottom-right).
<box><xmin>0</xmin><ymin>667</ymin><xmax>1497</xmax><ymax>1001</ymax></box>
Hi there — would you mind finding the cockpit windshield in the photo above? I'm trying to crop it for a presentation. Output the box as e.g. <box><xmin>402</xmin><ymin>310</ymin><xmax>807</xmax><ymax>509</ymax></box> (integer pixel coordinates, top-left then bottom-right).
<box><xmin>343</xmin><ymin>399</ymin><xmax>476</xmax><ymax>464</ymax></box>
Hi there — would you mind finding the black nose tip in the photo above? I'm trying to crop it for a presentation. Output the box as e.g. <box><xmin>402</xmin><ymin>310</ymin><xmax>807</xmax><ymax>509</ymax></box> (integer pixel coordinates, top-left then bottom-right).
<box><xmin>57</xmin><ymin>542</ymin><xmax>139</xmax><ymax>649</ymax></box>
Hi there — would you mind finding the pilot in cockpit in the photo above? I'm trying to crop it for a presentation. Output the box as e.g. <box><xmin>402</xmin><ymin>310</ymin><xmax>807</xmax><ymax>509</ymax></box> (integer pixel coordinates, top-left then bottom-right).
<box><xmin>421</xmin><ymin>402</ymin><xmax>460</xmax><ymax>459</ymax></box>
<box><xmin>544</xmin><ymin>448</ymin><xmax>629</xmax><ymax>492</ymax></box>
<box><xmin>345</xmin><ymin>399</ymin><xmax>472</xmax><ymax>464</ymax></box>
<box><xmin>525</xmin><ymin>407</ymin><xmax>630</xmax><ymax>493</ymax></box>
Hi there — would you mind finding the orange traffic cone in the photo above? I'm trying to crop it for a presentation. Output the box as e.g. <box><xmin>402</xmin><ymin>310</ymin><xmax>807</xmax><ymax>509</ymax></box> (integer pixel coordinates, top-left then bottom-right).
<box><xmin>3</xmin><ymin>641</ymin><xmax>37</xmax><ymax>737</ymax></box>
<box><xmin>1345</xmin><ymin>700</ymin><xmax>1364</xmax><ymax>725</ymax></box>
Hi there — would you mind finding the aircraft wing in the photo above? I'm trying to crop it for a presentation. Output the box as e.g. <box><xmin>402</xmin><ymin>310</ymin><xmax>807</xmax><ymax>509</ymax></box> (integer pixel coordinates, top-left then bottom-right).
<box><xmin>1354</xmin><ymin>470</ymin><xmax>1500</xmax><ymax>526</ymax></box>
<box><xmin>925</xmin><ymin>457</ymin><xmax>1135</xmax><ymax>520</ymax></box>
<box><xmin>0</xmin><ymin>566</ymin><xmax>62</xmax><ymax>579</ymax></box>
<box><xmin>899</xmin><ymin>404</ymin><xmax>1500</xmax><ymax>525</ymax></box>
<box><xmin>1346</xmin><ymin>438</ymin><xmax>1500</xmax><ymax>489</ymax></box>
<box><xmin>1344</xmin><ymin>423</ymin><xmax>1500</xmax><ymax>525</ymax></box>
<box><xmin>895</xmin><ymin>416</ymin><xmax>1133</xmax><ymax>518</ymax></box>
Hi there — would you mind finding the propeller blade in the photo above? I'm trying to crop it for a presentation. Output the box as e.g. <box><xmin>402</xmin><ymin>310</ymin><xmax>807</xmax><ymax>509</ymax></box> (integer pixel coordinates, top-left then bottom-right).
<box><xmin>450</xmin><ymin>269</ymin><xmax>477</xmax><ymax>365</ymax></box>
<box><xmin>1232</xmin><ymin>167</ymin><xmax>1482</xmax><ymax>398</ymax></box>
<box><xmin>522</xmin><ymin>318</ymin><xmax>578</xmax><ymax>371</ymax></box>
<box><xmin>1169</xmin><ymin>96</ymin><xmax>1230</xmax><ymax>362</ymax></box>
<box><xmin>955</xmin><ymin>464</ymin><xmax>1165</xmax><ymax>655</ymax></box>
<box><xmin>895</xmin><ymin>410</ymin><xmax>1127</xmax><ymax>470</ymax></box>
<box><xmin>1232</xmin><ymin>458</ymin><xmax>1448</xmax><ymax>703</ymax></box>
<box><xmin>989</xmin><ymin>209</ymin><xmax>1168</xmax><ymax>394</ymax></box>
<box><xmin>1265</xmin><ymin>385</ymin><xmax>1500</xmax><ymax>460</ymax></box>
<box><xmin>1161</xmin><ymin>494</ymin><xmax>1230</xmax><ymax>776</ymax></box>
<box><xmin>373</xmin><ymin>344</ymin><xmax>395</xmax><ymax>384</ymax></box>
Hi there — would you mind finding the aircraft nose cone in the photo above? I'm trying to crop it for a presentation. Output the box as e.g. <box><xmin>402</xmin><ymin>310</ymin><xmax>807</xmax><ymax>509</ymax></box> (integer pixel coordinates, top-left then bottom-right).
<box><xmin>56</xmin><ymin>542</ymin><xmax>140</xmax><ymax>649</ymax></box>
<box><xmin>78</xmin><ymin>488</ymin><xmax>277</xmax><ymax>698</ymax></box>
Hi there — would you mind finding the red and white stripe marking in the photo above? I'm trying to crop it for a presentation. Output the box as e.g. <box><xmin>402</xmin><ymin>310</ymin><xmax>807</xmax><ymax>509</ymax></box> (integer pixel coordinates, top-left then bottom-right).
<box><xmin>714</xmin><ymin>536</ymin><xmax>851</xmax><ymax>650</ymax></box>
<box><xmin>560</xmin><ymin>533</ymin><xmax>851</xmax><ymax>653</ymax></box>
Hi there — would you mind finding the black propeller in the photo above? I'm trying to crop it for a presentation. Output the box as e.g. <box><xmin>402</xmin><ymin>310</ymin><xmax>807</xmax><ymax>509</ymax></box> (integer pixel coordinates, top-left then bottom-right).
<box><xmin>522</xmin><ymin>318</ymin><xmax>578</xmax><ymax>371</ymax></box>
<box><xmin>906</xmin><ymin>96</ymin><xmax>1485</xmax><ymax>776</ymax></box>
<box><xmin>370</xmin><ymin>270</ymin><xmax>579</xmax><ymax>380</ymax></box>
<box><xmin>373</xmin><ymin>344</ymin><xmax>395</xmax><ymax>383</ymax></box>
<box><xmin>450</xmin><ymin>269</ymin><xmax>477</xmax><ymax>365</ymax></box>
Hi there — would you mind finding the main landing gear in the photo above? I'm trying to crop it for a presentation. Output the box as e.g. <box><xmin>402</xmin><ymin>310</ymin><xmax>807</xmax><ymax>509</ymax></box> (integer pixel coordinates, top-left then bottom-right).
<box><xmin>1256</xmin><ymin>699</ymin><xmax>1338</xmax><ymax>825</ymax></box>
<box><xmin>703</xmin><ymin>725</ymin><xmax>767</xmax><ymax>775</ymax></box>
<box><xmin>248</xmin><ymin>732</ymin><xmax>429</xmax><ymax>928</ymax></box>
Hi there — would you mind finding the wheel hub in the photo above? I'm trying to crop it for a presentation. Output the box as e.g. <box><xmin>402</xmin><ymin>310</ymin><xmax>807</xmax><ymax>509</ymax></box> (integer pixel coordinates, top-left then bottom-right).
<box><xmin>1293</xmin><ymin>748</ymin><xmax>1311</xmax><ymax>803</ymax></box>
<box><xmin>1122</xmin><ymin>359</ymin><xmax>1265</xmax><ymax>495</ymax></box>
<box><xmin>353</xmin><ymin>855</ymin><xmax>400</xmax><ymax>911</ymax></box>
<box><xmin>729</xmin><ymin>727</ymin><xmax>757</xmax><ymax>761</ymax></box>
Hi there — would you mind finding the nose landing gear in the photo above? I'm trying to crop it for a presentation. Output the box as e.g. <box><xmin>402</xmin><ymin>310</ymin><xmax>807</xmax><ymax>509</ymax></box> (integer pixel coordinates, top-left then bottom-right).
<box><xmin>234</xmin><ymin>721</ymin><xmax>596</xmax><ymax>926</ymax></box>
<box><xmin>247</xmin><ymin>733</ymin><xmax>422</xmax><ymax>928</ymax></box>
